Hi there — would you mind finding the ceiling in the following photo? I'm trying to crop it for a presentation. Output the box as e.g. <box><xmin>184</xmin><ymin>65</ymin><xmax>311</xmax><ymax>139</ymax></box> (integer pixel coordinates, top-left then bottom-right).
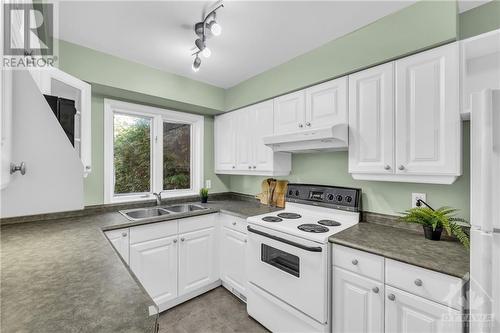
<box><xmin>58</xmin><ymin>1</ymin><xmax>488</xmax><ymax>89</ymax></box>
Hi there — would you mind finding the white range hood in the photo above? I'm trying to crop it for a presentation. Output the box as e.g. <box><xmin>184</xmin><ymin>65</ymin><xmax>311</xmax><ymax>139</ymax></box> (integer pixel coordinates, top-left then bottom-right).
<box><xmin>262</xmin><ymin>124</ymin><xmax>348</xmax><ymax>153</ymax></box>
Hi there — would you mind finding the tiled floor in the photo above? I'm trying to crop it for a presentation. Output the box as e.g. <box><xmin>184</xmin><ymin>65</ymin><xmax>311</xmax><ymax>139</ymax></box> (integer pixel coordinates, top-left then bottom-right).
<box><xmin>158</xmin><ymin>287</ymin><xmax>269</xmax><ymax>333</ymax></box>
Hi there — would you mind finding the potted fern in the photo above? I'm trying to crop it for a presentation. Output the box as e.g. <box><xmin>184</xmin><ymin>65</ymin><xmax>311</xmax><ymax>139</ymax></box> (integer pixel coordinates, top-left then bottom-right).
<box><xmin>400</xmin><ymin>206</ymin><xmax>470</xmax><ymax>249</ymax></box>
<box><xmin>200</xmin><ymin>187</ymin><xmax>209</xmax><ymax>203</ymax></box>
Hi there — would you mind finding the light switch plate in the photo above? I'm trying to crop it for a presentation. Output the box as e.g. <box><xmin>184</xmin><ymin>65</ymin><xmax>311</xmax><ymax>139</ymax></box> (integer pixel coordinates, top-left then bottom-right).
<box><xmin>412</xmin><ymin>193</ymin><xmax>426</xmax><ymax>208</ymax></box>
<box><xmin>205</xmin><ymin>179</ymin><xmax>211</xmax><ymax>189</ymax></box>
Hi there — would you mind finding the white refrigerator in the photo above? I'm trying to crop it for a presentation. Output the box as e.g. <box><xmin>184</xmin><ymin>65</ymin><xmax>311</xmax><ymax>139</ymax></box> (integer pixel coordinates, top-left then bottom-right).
<box><xmin>469</xmin><ymin>89</ymin><xmax>500</xmax><ymax>333</ymax></box>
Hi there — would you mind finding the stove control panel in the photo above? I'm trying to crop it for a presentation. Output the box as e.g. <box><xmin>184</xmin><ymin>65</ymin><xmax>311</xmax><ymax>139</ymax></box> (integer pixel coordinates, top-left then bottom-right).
<box><xmin>286</xmin><ymin>184</ymin><xmax>361</xmax><ymax>212</ymax></box>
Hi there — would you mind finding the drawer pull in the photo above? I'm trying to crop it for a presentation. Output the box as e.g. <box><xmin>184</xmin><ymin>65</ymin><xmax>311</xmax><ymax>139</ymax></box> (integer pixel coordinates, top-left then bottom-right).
<box><xmin>173</xmin><ymin>239</ymin><xmax>178</xmax><ymax>243</ymax></box>
<box><xmin>388</xmin><ymin>294</ymin><xmax>396</xmax><ymax>301</ymax></box>
<box><xmin>352</xmin><ymin>259</ymin><xmax>358</xmax><ymax>265</ymax></box>
<box><xmin>414</xmin><ymin>279</ymin><xmax>423</xmax><ymax>287</ymax></box>
<box><xmin>121</xmin><ymin>232</ymin><xmax>127</xmax><ymax>237</ymax></box>
<box><xmin>232</xmin><ymin>222</ymin><xmax>237</xmax><ymax>226</ymax></box>
<box><xmin>181</xmin><ymin>238</ymin><xmax>185</xmax><ymax>242</ymax></box>
<box><xmin>372</xmin><ymin>287</ymin><xmax>379</xmax><ymax>294</ymax></box>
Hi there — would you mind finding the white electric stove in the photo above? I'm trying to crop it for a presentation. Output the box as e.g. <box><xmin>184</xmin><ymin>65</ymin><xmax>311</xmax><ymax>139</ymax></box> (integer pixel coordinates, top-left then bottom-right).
<box><xmin>246</xmin><ymin>184</ymin><xmax>362</xmax><ymax>333</ymax></box>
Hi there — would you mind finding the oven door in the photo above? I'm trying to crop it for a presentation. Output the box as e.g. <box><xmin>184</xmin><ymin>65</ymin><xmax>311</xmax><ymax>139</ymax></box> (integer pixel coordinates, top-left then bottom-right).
<box><xmin>246</xmin><ymin>225</ymin><xmax>328</xmax><ymax>323</ymax></box>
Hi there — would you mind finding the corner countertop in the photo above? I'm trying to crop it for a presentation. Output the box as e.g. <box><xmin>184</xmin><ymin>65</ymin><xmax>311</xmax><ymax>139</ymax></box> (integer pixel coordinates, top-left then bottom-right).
<box><xmin>329</xmin><ymin>222</ymin><xmax>469</xmax><ymax>279</ymax></box>
<box><xmin>0</xmin><ymin>197</ymin><xmax>280</xmax><ymax>333</ymax></box>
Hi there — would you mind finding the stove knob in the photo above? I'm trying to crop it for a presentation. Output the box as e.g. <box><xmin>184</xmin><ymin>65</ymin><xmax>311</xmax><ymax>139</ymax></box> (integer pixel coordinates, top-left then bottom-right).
<box><xmin>295</xmin><ymin>190</ymin><xmax>300</xmax><ymax>196</ymax></box>
<box><xmin>288</xmin><ymin>190</ymin><xmax>293</xmax><ymax>196</ymax></box>
<box><xmin>336</xmin><ymin>195</ymin><xmax>343</xmax><ymax>202</ymax></box>
<box><xmin>327</xmin><ymin>194</ymin><xmax>334</xmax><ymax>201</ymax></box>
<box><xmin>345</xmin><ymin>196</ymin><xmax>352</xmax><ymax>203</ymax></box>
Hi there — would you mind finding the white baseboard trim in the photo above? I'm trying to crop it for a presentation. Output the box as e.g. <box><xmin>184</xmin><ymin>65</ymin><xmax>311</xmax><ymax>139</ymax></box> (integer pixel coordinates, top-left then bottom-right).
<box><xmin>157</xmin><ymin>280</ymin><xmax>222</xmax><ymax>313</ymax></box>
<box><xmin>221</xmin><ymin>280</ymin><xmax>247</xmax><ymax>303</ymax></box>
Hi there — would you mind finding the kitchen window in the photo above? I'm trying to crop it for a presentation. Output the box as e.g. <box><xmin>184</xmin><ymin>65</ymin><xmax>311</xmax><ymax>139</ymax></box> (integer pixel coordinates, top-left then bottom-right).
<box><xmin>104</xmin><ymin>99</ymin><xmax>203</xmax><ymax>203</ymax></box>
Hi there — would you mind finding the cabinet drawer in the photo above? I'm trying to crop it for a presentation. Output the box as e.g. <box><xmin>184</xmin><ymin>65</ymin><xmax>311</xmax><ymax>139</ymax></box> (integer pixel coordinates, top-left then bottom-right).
<box><xmin>385</xmin><ymin>259</ymin><xmax>464</xmax><ymax>310</ymax></box>
<box><xmin>221</xmin><ymin>214</ymin><xmax>247</xmax><ymax>234</ymax></box>
<box><xmin>178</xmin><ymin>214</ymin><xmax>216</xmax><ymax>234</ymax></box>
<box><xmin>130</xmin><ymin>220</ymin><xmax>177</xmax><ymax>244</ymax></box>
<box><xmin>333</xmin><ymin>245</ymin><xmax>384</xmax><ymax>281</ymax></box>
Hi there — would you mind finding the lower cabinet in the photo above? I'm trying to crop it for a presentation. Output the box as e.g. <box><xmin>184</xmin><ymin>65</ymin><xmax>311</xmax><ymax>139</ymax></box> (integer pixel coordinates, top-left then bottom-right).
<box><xmin>130</xmin><ymin>234</ymin><xmax>178</xmax><ymax>306</ymax></box>
<box><xmin>385</xmin><ymin>286</ymin><xmax>462</xmax><ymax>333</ymax></box>
<box><xmin>178</xmin><ymin>227</ymin><xmax>218</xmax><ymax>296</ymax></box>
<box><xmin>221</xmin><ymin>226</ymin><xmax>247</xmax><ymax>297</ymax></box>
<box><xmin>104</xmin><ymin>228</ymin><xmax>130</xmax><ymax>264</ymax></box>
<box><xmin>333</xmin><ymin>267</ymin><xmax>384</xmax><ymax>333</ymax></box>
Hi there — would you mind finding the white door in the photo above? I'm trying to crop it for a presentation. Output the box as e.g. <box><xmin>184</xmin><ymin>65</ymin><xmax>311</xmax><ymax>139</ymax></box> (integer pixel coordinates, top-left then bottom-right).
<box><xmin>252</xmin><ymin>100</ymin><xmax>274</xmax><ymax>171</ymax></box>
<box><xmin>385</xmin><ymin>286</ymin><xmax>462</xmax><ymax>333</ymax></box>
<box><xmin>395</xmin><ymin>43</ymin><xmax>460</xmax><ymax>175</ymax></box>
<box><xmin>221</xmin><ymin>227</ymin><xmax>247</xmax><ymax>296</ymax></box>
<box><xmin>214</xmin><ymin>112</ymin><xmax>235</xmax><ymax>171</ymax></box>
<box><xmin>273</xmin><ymin>90</ymin><xmax>306</xmax><ymax>135</ymax></box>
<box><xmin>333</xmin><ymin>267</ymin><xmax>384</xmax><ymax>333</ymax></box>
<box><xmin>129</xmin><ymin>235</ymin><xmax>178</xmax><ymax>306</ymax></box>
<box><xmin>178</xmin><ymin>227</ymin><xmax>218</xmax><ymax>296</ymax></box>
<box><xmin>305</xmin><ymin>77</ymin><xmax>347</xmax><ymax>130</ymax></box>
<box><xmin>234</xmin><ymin>108</ymin><xmax>253</xmax><ymax>171</ymax></box>
<box><xmin>105</xmin><ymin>228</ymin><xmax>130</xmax><ymax>264</ymax></box>
<box><xmin>348</xmin><ymin>62</ymin><xmax>395</xmax><ymax>173</ymax></box>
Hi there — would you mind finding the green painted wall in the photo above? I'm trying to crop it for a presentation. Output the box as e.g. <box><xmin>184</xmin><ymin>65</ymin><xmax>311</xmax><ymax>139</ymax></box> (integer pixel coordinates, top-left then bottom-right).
<box><xmin>459</xmin><ymin>0</ymin><xmax>500</xmax><ymax>39</ymax></box>
<box><xmin>224</xmin><ymin>0</ymin><xmax>457</xmax><ymax>111</ymax></box>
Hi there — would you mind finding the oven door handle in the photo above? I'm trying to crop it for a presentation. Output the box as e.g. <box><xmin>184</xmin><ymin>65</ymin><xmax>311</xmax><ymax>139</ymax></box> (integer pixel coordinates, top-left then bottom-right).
<box><xmin>247</xmin><ymin>226</ymin><xmax>323</xmax><ymax>252</ymax></box>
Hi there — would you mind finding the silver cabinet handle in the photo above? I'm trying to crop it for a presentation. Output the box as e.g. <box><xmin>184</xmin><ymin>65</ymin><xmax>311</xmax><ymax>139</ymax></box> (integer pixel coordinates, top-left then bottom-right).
<box><xmin>372</xmin><ymin>287</ymin><xmax>379</xmax><ymax>294</ymax></box>
<box><xmin>305</xmin><ymin>122</ymin><xmax>311</xmax><ymax>127</ymax></box>
<box><xmin>244</xmin><ymin>239</ymin><xmax>248</xmax><ymax>243</ymax></box>
<box><xmin>384</xmin><ymin>165</ymin><xmax>391</xmax><ymax>170</ymax></box>
<box><xmin>248</xmin><ymin>166</ymin><xmax>252</xmax><ymax>169</ymax></box>
<box><xmin>298</xmin><ymin>123</ymin><xmax>303</xmax><ymax>128</ymax></box>
<box><xmin>121</xmin><ymin>232</ymin><xmax>127</xmax><ymax>237</ymax></box>
<box><xmin>10</xmin><ymin>162</ymin><xmax>26</xmax><ymax>175</ymax></box>
<box><xmin>352</xmin><ymin>259</ymin><xmax>358</xmax><ymax>265</ymax></box>
<box><xmin>388</xmin><ymin>294</ymin><xmax>396</xmax><ymax>301</ymax></box>
<box><xmin>398</xmin><ymin>165</ymin><xmax>405</xmax><ymax>170</ymax></box>
<box><xmin>181</xmin><ymin>238</ymin><xmax>185</xmax><ymax>242</ymax></box>
<box><xmin>414</xmin><ymin>279</ymin><xmax>423</xmax><ymax>287</ymax></box>
<box><xmin>173</xmin><ymin>239</ymin><xmax>178</xmax><ymax>243</ymax></box>
<box><xmin>232</xmin><ymin>222</ymin><xmax>237</xmax><ymax>226</ymax></box>
<box><xmin>232</xmin><ymin>165</ymin><xmax>235</xmax><ymax>169</ymax></box>
<box><xmin>253</xmin><ymin>166</ymin><xmax>256</xmax><ymax>169</ymax></box>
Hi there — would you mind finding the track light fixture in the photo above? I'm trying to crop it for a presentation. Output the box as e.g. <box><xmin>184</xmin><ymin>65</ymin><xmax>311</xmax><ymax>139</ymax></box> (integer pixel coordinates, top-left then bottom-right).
<box><xmin>191</xmin><ymin>2</ymin><xmax>223</xmax><ymax>72</ymax></box>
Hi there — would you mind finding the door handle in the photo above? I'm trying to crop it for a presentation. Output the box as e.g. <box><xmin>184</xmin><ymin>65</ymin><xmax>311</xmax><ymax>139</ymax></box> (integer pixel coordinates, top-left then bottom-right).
<box><xmin>247</xmin><ymin>226</ymin><xmax>322</xmax><ymax>252</ymax></box>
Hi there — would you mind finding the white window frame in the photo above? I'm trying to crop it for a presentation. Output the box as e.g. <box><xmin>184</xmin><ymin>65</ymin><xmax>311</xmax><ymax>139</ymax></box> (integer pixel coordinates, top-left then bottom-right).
<box><xmin>104</xmin><ymin>99</ymin><xmax>204</xmax><ymax>203</ymax></box>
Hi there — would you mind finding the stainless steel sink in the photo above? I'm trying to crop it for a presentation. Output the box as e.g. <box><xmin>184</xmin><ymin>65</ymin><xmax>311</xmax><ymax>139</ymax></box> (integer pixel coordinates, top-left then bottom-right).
<box><xmin>120</xmin><ymin>207</ymin><xmax>171</xmax><ymax>221</ymax></box>
<box><xmin>164</xmin><ymin>204</ymin><xmax>207</xmax><ymax>213</ymax></box>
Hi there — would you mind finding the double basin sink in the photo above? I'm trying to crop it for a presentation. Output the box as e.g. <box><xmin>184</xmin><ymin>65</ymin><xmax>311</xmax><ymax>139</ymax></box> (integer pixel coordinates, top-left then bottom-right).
<box><xmin>119</xmin><ymin>204</ymin><xmax>207</xmax><ymax>221</ymax></box>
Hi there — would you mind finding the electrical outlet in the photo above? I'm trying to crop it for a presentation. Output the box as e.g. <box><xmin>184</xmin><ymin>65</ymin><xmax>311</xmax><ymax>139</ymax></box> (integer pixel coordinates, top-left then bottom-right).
<box><xmin>205</xmin><ymin>179</ymin><xmax>211</xmax><ymax>189</ymax></box>
<box><xmin>412</xmin><ymin>193</ymin><xmax>427</xmax><ymax>208</ymax></box>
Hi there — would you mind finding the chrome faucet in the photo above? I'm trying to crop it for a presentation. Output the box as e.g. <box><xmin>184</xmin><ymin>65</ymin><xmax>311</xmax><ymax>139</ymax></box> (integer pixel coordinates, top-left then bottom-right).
<box><xmin>152</xmin><ymin>191</ymin><xmax>165</xmax><ymax>206</ymax></box>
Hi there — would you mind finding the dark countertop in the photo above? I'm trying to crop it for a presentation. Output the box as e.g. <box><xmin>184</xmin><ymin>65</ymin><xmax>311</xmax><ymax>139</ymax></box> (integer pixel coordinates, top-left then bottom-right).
<box><xmin>329</xmin><ymin>222</ymin><xmax>469</xmax><ymax>279</ymax></box>
<box><xmin>0</xmin><ymin>197</ymin><xmax>279</xmax><ymax>333</ymax></box>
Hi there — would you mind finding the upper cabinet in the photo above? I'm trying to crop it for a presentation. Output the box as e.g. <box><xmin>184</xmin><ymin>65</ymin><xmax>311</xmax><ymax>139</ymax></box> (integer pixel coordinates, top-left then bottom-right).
<box><xmin>349</xmin><ymin>43</ymin><xmax>461</xmax><ymax>184</ymax></box>
<box><xmin>215</xmin><ymin>100</ymin><xmax>291</xmax><ymax>176</ymax></box>
<box><xmin>305</xmin><ymin>77</ymin><xmax>348</xmax><ymax>130</ymax></box>
<box><xmin>274</xmin><ymin>91</ymin><xmax>306</xmax><ymax>135</ymax></box>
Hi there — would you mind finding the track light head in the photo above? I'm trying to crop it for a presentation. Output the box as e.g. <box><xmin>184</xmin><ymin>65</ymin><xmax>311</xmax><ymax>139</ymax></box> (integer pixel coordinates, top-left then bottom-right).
<box><xmin>194</xmin><ymin>22</ymin><xmax>204</xmax><ymax>36</ymax></box>
<box><xmin>207</xmin><ymin>20</ymin><xmax>221</xmax><ymax>36</ymax></box>
<box><xmin>202</xmin><ymin>47</ymin><xmax>211</xmax><ymax>58</ymax></box>
<box><xmin>195</xmin><ymin>38</ymin><xmax>205</xmax><ymax>51</ymax></box>
<box><xmin>192</xmin><ymin>55</ymin><xmax>201</xmax><ymax>72</ymax></box>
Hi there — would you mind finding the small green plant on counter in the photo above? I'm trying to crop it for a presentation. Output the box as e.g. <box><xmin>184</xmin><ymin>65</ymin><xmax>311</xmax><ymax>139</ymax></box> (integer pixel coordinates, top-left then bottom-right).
<box><xmin>400</xmin><ymin>206</ymin><xmax>470</xmax><ymax>249</ymax></box>
<box><xmin>200</xmin><ymin>188</ymin><xmax>209</xmax><ymax>198</ymax></box>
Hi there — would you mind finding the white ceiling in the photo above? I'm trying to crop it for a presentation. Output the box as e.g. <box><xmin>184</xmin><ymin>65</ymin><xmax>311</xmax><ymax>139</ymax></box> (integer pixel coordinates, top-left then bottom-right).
<box><xmin>58</xmin><ymin>1</ymin><xmax>483</xmax><ymax>89</ymax></box>
<box><xmin>458</xmin><ymin>0</ymin><xmax>492</xmax><ymax>13</ymax></box>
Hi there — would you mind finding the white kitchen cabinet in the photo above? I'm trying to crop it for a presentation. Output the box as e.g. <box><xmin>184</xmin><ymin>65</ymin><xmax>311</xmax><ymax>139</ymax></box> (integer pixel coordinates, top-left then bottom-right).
<box><xmin>274</xmin><ymin>90</ymin><xmax>306</xmax><ymax>135</ymax></box>
<box><xmin>333</xmin><ymin>267</ymin><xmax>384</xmax><ymax>333</ymax></box>
<box><xmin>214</xmin><ymin>111</ymin><xmax>236</xmax><ymax>171</ymax></box>
<box><xmin>385</xmin><ymin>286</ymin><xmax>462</xmax><ymax>333</ymax></box>
<box><xmin>105</xmin><ymin>228</ymin><xmax>130</xmax><ymax>264</ymax></box>
<box><xmin>178</xmin><ymin>227</ymin><xmax>218</xmax><ymax>296</ymax></box>
<box><xmin>215</xmin><ymin>100</ymin><xmax>291</xmax><ymax>176</ymax></box>
<box><xmin>349</xmin><ymin>43</ymin><xmax>461</xmax><ymax>184</ymax></box>
<box><xmin>348</xmin><ymin>62</ymin><xmax>395</xmax><ymax>174</ymax></box>
<box><xmin>129</xmin><ymin>234</ymin><xmax>178</xmax><ymax>307</ymax></box>
<box><xmin>395</xmin><ymin>43</ymin><xmax>460</xmax><ymax>178</ymax></box>
<box><xmin>305</xmin><ymin>77</ymin><xmax>348</xmax><ymax>130</ymax></box>
<box><xmin>221</xmin><ymin>227</ymin><xmax>247</xmax><ymax>298</ymax></box>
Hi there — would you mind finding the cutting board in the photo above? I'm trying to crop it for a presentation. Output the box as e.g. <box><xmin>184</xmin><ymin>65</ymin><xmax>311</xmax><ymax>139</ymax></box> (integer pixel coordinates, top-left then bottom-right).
<box><xmin>256</xmin><ymin>179</ymin><xmax>288</xmax><ymax>208</ymax></box>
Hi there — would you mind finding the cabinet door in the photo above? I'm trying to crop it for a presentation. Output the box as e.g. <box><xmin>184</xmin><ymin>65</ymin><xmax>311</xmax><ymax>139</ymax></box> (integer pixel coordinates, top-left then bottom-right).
<box><xmin>105</xmin><ymin>228</ymin><xmax>130</xmax><ymax>264</ymax></box>
<box><xmin>129</xmin><ymin>235</ymin><xmax>178</xmax><ymax>306</ymax></box>
<box><xmin>178</xmin><ymin>227</ymin><xmax>218</xmax><ymax>296</ymax></box>
<box><xmin>221</xmin><ymin>227</ymin><xmax>247</xmax><ymax>296</ymax></box>
<box><xmin>395</xmin><ymin>43</ymin><xmax>460</xmax><ymax>175</ymax></box>
<box><xmin>214</xmin><ymin>112</ymin><xmax>236</xmax><ymax>171</ymax></box>
<box><xmin>348</xmin><ymin>62</ymin><xmax>395</xmax><ymax>173</ymax></box>
<box><xmin>385</xmin><ymin>286</ymin><xmax>462</xmax><ymax>333</ymax></box>
<box><xmin>235</xmin><ymin>108</ymin><xmax>253</xmax><ymax>171</ymax></box>
<box><xmin>252</xmin><ymin>100</ymin><xmax>274</xmax><ymax>171</ymax></box>
<box><xmin>305</xmin><ymin>77</ymin><xmax>347</xmax><ymax>130</ymax></box>
<box><xmin>333</xmin><ymin>267</ymin><xmax>384</xmax><ymax>333</ymax></box>
<box><xmin>273</xmin><ymin>90</ymin><xmax>305</xmax><ymax>135</ymax></box>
